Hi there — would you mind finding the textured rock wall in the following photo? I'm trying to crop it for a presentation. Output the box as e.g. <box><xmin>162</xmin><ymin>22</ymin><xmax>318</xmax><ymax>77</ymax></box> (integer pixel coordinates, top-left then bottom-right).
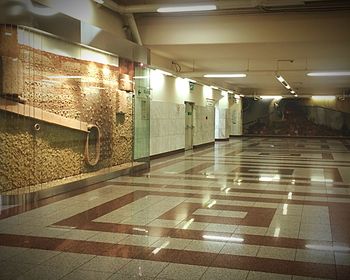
<box><xmin>0</xmin><ymin>26</ymin><xmax>134</xmax><ymax>192</ymax></box>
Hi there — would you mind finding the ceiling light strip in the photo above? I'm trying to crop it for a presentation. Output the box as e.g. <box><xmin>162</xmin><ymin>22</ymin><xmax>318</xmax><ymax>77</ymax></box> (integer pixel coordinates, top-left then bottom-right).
<box><xmin>307</xmin><ymin>71</ymin><xmax>350</xmax><ymax>77</ymax></box>
<box><xmin>157</xmin><ymin>5</ymin><xmax>217</xmax><ymax>13</ymax></box>
<box><xmin>204</xmin><ymin>73</ymin><xmax>246</xmax><ymax>78</ymax></box>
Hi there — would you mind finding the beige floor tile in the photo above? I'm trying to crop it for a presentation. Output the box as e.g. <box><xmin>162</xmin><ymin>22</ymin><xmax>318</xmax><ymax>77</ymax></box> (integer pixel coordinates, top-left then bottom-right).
<box><xmin>201</xmin><ymin>267</ymin><xmax>248</xmax><ymax>280</ymax></box>
<box><xmin>257</xmin><ymin>246</ymin><xmax>296</xmax><ymax>261</ymax></box>
<box><xmin>235</xmin><ymin>225</ymin><xmax>267</xmax><ymax>235</ymax></box>
<box><xmin>185</xmin><ymin>240</ymin><xmax>225</xmax><ymax>253</ymax></box>
<box><xmin>221</xmin><ymin>243</ymin><xmax>260</xmax><ymax>257</ymax></box>
<box><xmin>156</xmin><ymin>263</ymin><xmax>207</xmax><ymax>280</ymax></box>
<box><xmin>247</xmin><ymin>271</ymin><xmax>292</xmax><ymax>280</ymax></box>
<box><xmin>295</xmin><ymin>249</ymin><xmax>334</xmax><ymax>264</ymax></box>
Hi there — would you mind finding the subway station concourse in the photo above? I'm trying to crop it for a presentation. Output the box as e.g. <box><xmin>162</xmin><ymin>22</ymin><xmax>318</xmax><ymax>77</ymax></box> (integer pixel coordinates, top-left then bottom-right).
<box><xmin>1</xmin><ymin>1</ymin><xmax>350</xmax><ymax>279</ymax></box>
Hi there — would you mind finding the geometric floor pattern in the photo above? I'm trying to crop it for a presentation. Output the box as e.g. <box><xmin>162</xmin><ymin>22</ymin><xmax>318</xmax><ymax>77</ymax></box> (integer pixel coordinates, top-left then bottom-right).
<box><xmin>1</xmin><ymin>137</ymin><xmax>350</xmax><ymax>279</ymax></box>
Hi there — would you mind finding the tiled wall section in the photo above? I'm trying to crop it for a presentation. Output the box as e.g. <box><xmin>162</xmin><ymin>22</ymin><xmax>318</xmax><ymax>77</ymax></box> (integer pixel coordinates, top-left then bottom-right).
<box><xmin>150</xmin><ymin>101</ymin><xmax>185</xmax><ymax>155</ymax></box>
<box><xmin>194</xmin><ymin>105</ymin><xmax>215</xmax><ymax>146</ymax></box>
<box><xmin>215</xmin><ymin>108</ymin><xmax>230</xmax><ymax>139</ymax></box>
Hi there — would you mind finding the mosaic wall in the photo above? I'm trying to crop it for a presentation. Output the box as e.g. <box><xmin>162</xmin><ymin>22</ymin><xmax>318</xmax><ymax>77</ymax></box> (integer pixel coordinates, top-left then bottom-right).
<box><xmin>243</xmin><ymin>98</ymin><xmax>350</xmax><ymax>136</ymax></box>
<box><xmin>0</xmin><ymin>26</ymin><xmax>135</xmax><ymax>192</ymax></box>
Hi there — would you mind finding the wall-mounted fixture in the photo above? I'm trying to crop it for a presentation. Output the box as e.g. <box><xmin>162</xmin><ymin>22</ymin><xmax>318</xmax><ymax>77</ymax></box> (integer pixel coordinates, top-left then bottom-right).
<box><xmin>275</xmin><ymin>75</ymin><xmax>297</xmax><ymax>96</ymax></box>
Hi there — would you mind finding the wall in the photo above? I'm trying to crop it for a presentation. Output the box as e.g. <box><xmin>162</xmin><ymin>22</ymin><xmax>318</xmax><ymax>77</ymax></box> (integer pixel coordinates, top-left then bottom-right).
<box><xmin>243</xmin><ymin>97</ymin><xmax>349</xmax><ymax>136</ymax></box>
<box><xmin>215</xmin><ymin>91</ymin><xmax>230</xmax><ymax>139</ymax></box>
<box><xmin>33</xmin><ymin>0</ymin><xmax>127</xmax><ymax>39</ymax></box>
<box><xmin>150</xmin><ymin>101</ymin><xmax>185</xmax><ymax>155</ymax></box>
<box><xmin>230</xmin><ymin>99</ymin><xmax>243</xmax><ymax>136</ymax></box>
<box><xmin>194</xmin><ymin>104</ymin><xmax>215</xmax><ymax>145</ymax></box>
<box><xmin>149</xmin><ymin>70</ymin><xmax>223</xmax><ymax>155</ymax></box>
<box><xmin>0</xmin><ymin>26</ymin><xmax>135</xmax><ymax>193</ymax></box>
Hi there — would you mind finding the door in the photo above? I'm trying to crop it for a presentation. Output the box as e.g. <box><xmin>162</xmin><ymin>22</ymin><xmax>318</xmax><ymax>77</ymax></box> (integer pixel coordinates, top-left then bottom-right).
<box><xmin>185</xmin><ymin>102</ymin><xmax>194</xmax><ymax>150</ymax></box>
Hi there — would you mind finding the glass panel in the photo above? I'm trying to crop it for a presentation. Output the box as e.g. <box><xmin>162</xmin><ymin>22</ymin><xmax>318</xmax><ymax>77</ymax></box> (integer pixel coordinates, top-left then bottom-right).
<box><xmin>0</xmin><ymin>24</ymin><xmax>145</xmax><ymax>195</ymax></box>
<box><xmin>133</xmin><ymin>65</ymin><xmax>150</xmax><ymax>161</ymax></box>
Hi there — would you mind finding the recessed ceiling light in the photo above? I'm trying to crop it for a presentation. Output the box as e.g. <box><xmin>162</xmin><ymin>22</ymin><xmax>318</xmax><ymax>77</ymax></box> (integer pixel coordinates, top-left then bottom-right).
<box><xmin>157</xmin><ymin>5</ymin><xmax>216</xmax><ymax>13</ymax></box>
<box><xmin>307</xmin><ymin>71</ymin><xmax>350</xmax><ymax>77</ymax></box>
<box><xmin>204</xmin><ymin>74</ymin><xmax>246</xmax><ymax>78</ymax></box>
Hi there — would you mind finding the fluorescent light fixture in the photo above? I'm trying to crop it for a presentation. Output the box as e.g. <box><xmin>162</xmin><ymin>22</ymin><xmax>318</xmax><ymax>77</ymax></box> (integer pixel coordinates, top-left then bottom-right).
<box><xmin>311</xmin><ymin>96</ymin><xmax>336</xmax><ymax>101</ymax></box>
<box><xmin>204</xmin><ymin>73</ymin><xmax>246</xmax><ymax>78</ymax></box>
<box><xmin>275</xmin><ymin>74</ymin><xmax>296</xmax><ymax>94</ymax></box>
<box><xmin>307</xmin><ymin>71</ymin><xmax>350</xmax><ymax>77</ymax></box>
<box><xmin>203</xmin><ymin>235</ymin><xmax>244</xmax><ymax>243</ymax></box>
<box><xmin>155</xmin><ymin>69</ymin><xmax>173</xmax><ymax>76</ymax></box>
<box><xmin>259</xmin><ymin>175</ymin><xmax>281</xmax><ymax>182</ymax></box>
<box><xmin>157</xmin><ymin>4</ymin><xmax>216</xmax><ymax>13</ymax></box>
<box><xmin>134</xmin><ymin>76</ymin><xmax>149</xmax><ymax>80</ymax></box>
<box><xmin>184</xmin><ymin>78</ymin><xmax>197</xmax><ymax>83</ymax></box>
<box><xmin>276</xmin><ymin>76</ymin><xmax>284</xmax><ymax>82</ymax></box>
<box><xmin>290</xmin><ymin>90</ymin><xmax>296</xmax><ymax>94</ymax></box>
<box><xmin>240</xmin><ymin>94</ymin><xmax>245</xmax><ymax>97</ymax></box>
<box><xmin>93</xmin><ymin>0</ymin><xmax>104</xmax><ymax>4</ymax></box>
<box><xmin>211</xmin><ymin>86</ymin><xmax>219</xmax><ymax>90</ymax></box>
<box><xmin>260</xmin><ymin>96</ymin><xmax>282</xmax><ymax>100</ymax></box>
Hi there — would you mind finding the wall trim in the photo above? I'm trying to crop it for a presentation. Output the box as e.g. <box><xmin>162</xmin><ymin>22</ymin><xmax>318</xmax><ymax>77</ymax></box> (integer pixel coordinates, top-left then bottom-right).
<box><xmin>193</xmin><ymin>141</ymin><xmax>215</xmax><ymax>149</ymax></box>
<box><xmin>150</xmin><ymin>148</ymin><xmax>185</xmax><ymax>160</ymax></box>
<box><xmin>0</xmin><ymin>162</ymin><xmax>149</xmax><ymax>205</ymax></box>
<box><xmin>215</xmin><ymin>138</ymin><xmax>230</xmax><ymax>141</ymax></box>
<box><xmin>243</xmin><ymin>134</ymin><xmax>350</xmax><ymax>139</ymax></box>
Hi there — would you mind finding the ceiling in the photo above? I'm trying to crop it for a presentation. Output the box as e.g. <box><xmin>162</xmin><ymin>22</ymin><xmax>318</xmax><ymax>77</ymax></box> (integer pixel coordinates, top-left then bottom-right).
<box><xmin>107</xmin><ymin>0</ymin><xmax>350</xmax><ymax>96</ymax></box>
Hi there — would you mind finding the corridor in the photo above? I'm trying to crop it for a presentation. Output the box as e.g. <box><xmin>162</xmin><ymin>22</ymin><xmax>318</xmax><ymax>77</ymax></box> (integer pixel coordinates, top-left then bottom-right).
<box><xmin>1</xmin><ymin>137</ymin><xmax>350</xmax><ymax>279</ymax></box>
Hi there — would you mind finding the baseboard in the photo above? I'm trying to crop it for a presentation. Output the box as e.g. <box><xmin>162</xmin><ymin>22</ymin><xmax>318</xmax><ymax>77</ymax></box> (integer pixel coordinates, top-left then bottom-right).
<box><xmin>243</xmin><ymin>134</ymin><xmax>350</xmax><ymax>139</ymax></box>
<box><xmin>215</xmin><ymin>138</ymin><xmax>230</xmax><ymax>141</ymax></box>
<box><xmin>0</xmin><ymin>162</ymin><xmax>148</xmax><ymax>205</ymax></box>
<box><xmin>150</xmin><ymin>148</ymin><xmax>185</xmax><ymax>160</ymax></box>
<box><xmin>193</xmin><ymin>142</ymin><xmax>215</xmax><ymax>149</ymax></box>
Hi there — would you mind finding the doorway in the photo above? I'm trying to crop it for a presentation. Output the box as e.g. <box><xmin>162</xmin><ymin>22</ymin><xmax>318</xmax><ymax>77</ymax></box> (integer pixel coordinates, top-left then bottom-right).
<box><xmin>185</xmin><ymin>102</ymin><xmax>194</xmax><ymax>150</ymax></box>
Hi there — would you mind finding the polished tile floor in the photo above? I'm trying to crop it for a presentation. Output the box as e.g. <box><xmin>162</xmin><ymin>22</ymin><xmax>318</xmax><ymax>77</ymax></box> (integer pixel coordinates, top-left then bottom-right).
<box><xmin>1</xmin><ymin>137</ymin><xmax>350</xmax><ymax>279</ymax></box>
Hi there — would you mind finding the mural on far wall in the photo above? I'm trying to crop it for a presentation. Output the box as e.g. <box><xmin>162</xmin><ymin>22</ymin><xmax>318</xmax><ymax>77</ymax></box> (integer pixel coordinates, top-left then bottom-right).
<box><xmin>0</xmin><ymin>25</ymin><xmax>137</xmax><ymax>193</ymax></box>
<box><xmin>243</xmin><ymin>97</ymin><xmax>350</xmax><ymax>137</ymax></box>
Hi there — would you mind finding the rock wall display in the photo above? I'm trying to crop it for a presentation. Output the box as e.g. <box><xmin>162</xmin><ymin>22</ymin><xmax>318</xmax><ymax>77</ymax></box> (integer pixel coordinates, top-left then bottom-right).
<box><xmin>0</xmin><ymin>25</ymin><xmax>135</xmax><ymax>193</ymax></box>
<box><xmin>243</xmin><ymin>97</ymin><xmax>350</xmax><ymax>136</ymax></box>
